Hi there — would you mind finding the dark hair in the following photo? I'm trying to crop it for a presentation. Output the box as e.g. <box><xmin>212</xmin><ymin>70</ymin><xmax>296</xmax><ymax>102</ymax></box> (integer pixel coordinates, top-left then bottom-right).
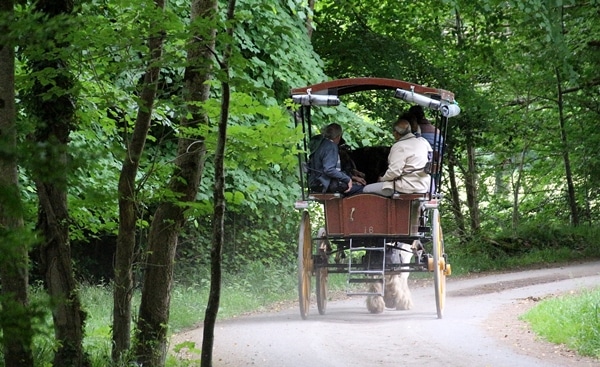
<box><xmin>408</xmin><ymin>105</ymin><xmax>425</xmax><ymax>121</ymax></box>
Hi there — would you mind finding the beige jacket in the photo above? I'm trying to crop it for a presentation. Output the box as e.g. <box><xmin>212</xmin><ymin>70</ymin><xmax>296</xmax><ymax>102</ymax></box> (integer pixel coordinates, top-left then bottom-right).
<box><xmin>381</xmin><ymin>133</ymin><xmax>432</xmax><ymax>193</ymax></box>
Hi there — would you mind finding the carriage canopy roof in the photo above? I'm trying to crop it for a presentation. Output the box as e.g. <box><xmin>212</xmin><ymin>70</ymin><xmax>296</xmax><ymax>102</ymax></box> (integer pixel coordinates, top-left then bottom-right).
<box><xmin>290</xmin><ymin>77</ymin><xmax>460</xmax><ymax>118</ymax></box>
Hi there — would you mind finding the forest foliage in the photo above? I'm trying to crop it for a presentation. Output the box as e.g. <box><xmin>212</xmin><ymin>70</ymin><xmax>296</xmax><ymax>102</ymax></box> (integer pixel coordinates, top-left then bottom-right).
<box><xmin>7</xmin><ymin>0</ymin><xmax>597</xmax><ymax>273</ymax></box>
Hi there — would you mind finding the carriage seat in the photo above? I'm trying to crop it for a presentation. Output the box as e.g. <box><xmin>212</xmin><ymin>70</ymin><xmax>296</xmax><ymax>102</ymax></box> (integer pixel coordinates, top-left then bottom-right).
<box><xmin>308</xmin><ymin>192</ymin><xmax>427</xmax><ymax>201</ymax></box>
<box><xmin>308</xmin><ymin>193</ymin><xmax>341</xmax><ymax>201</ymax></box>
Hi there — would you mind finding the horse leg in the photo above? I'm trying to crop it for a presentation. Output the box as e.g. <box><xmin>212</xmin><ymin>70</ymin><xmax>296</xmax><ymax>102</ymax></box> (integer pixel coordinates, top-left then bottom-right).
<box><xmin>366</xmin><ymin>281</ymin><xmax>385</xmax><ymax>314</ymax></box>
<box><xmin>394</xmin><ymin>272</ymin><xmax>413</xmax><ymax>310</ymax></box>
<box><xmin>383</xmin><ymin>275</ymin><xmax>399</xmax><ymax>308</ymax></box>
<box><xmin>394</xmin><ymin>242</ymin><xmax>415</xmax><ymax>310</ymax></box>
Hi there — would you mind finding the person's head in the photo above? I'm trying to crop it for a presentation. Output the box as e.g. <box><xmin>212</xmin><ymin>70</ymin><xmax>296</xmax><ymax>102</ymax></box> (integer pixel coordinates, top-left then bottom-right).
<box><xmin>322</xmin><ymin>123</ymin><xmax>343</xmax><ymax>144</ymax></box>
<box><xmin>408</xmin><ymin>105</ymin><xmax>425</xmax><ymax>123</ymax></box>
<box><xmin>392</xmin><ymin>119</ymin><xmax>411</xmax><ymax>140</ymax></box>
<box><xmin>400</xmin><ymin>112</ymin><xmax>419</xmax><ymax>134</ymax></box>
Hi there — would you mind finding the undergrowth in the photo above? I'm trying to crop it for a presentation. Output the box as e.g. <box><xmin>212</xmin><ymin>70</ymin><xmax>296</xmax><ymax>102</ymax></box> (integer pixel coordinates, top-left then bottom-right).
<box><xmin>446</xmin><ymin>223</ymin><xmax>600</xmax><ymax>274</ymax></box>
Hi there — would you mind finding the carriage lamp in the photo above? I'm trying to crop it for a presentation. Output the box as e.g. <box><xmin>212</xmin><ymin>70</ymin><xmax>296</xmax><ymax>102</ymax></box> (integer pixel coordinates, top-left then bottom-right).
<box><xmin>291</xmin><ymin>93</ymin><xmax>341</xmax><ymax>106</ymax></box>
<box><xmin>394</xmin><ymin>88</ymin><xmax>441</xmax><ymax>110</ymax></box>
<box><xmin>394</xmin><ymin>88</ymin><xmax>461</xmax><ymax>118</ymax></box>
<box><xmin>440</xmin><ymin>103</ymin><xmax>461</xmax><ymax>118</ymax></box>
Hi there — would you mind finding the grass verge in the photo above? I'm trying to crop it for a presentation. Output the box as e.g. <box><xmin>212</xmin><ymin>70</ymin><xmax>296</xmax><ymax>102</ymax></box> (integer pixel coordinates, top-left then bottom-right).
<box><xmin>521</xmin><ymin>287</ymin><xmax>600</xmax><ymax>358</ymax></box>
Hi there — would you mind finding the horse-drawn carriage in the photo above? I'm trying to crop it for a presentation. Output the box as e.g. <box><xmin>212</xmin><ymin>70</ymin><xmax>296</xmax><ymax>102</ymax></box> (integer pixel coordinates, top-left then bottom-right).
<box><xmin>290</xmin><ymin>77</ymin><xmax>460</xmax><ymax>319</ymax></box>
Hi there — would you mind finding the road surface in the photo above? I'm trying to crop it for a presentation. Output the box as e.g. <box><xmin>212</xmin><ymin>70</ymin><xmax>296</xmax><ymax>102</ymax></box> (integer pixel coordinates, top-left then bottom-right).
<box><xmin>172</xmin><ymin>261</ymin><xmax>600</xmax><ymax>367</ymax></box>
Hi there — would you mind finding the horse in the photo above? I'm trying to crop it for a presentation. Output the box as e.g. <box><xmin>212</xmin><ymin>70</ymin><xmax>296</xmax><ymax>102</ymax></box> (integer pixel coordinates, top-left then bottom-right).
<box><xmin>366</xmin><ymin>241</ymin><xmax>416</xmax><ymax>314</ymax></box>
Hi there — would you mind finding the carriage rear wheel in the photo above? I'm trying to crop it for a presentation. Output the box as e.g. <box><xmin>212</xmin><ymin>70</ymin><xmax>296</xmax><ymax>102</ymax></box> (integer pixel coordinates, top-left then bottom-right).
<box><xmin>298</xmin><ymin>211</ymin><xmax>313</xmax><ymax>319</ymax></box>
<box><xmin>432</xmin><ymin>208</ymin><xmax>446</xmax><ymax>319</ymax></box>
<box><xmin>315</xmin><ymin>228</ymin><xmax>328</xmax><ymax>315</ymax></box>
<box><xmin>316</xmin><ymin>262</ymin><xmax>328</xmax><ymax>315</ymax></box>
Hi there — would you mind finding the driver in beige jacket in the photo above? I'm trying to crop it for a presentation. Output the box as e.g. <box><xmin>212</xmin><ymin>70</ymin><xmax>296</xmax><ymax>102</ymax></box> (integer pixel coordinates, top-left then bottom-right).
<box><xmin>363</xmin><ymin>119</ymin><xmax>432</xmax><ymax>196</ymax></box>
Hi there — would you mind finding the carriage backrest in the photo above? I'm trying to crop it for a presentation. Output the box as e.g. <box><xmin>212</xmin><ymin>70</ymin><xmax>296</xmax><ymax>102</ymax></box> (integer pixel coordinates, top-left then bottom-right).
<box><xmin>349</xmin><ymin>146</ymin><xmax>390</xmax><ymax>185</ymax></box>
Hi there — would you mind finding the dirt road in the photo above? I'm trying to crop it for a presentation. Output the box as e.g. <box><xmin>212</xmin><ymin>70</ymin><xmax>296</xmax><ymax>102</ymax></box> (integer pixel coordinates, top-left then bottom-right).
<box><xmin>172</xmin><ymin>261</ymin><xmax>600</xmax><ymax>367</ymax></box>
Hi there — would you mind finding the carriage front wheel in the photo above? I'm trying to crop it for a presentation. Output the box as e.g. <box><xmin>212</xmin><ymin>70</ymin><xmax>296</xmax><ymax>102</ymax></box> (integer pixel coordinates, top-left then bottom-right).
<box><xmin>298</xmin><ymin>211</ymin><xmax>313</xmax><ymax>319</ymax></box>
<box><xmin>432</xmin><ymin>208</ymin><xmax>446</xmax><ymax>319</ymax></box>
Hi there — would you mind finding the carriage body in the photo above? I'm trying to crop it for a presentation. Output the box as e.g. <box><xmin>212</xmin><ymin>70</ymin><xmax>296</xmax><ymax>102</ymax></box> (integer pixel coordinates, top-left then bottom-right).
<box><xmin>311</xmin><ymin>193</ymin><xmax>424</xmax><ymax>237</ymax></box>
<box><xmin>291</xmin><ymin>78</ymin><xmax>459</xmax><ymax>319</ymax></box>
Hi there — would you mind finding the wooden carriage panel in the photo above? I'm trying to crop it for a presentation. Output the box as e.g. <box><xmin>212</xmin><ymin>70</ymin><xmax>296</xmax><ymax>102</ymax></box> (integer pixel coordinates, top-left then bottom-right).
<box><xmin>318</xmin><ymin>193</ymin><xmax>425</xmax><ymax>237</ymax></box>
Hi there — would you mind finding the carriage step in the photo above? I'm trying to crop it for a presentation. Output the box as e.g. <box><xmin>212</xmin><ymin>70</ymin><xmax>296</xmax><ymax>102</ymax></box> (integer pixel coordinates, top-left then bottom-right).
<box><xmin>349</xmin><ymin>246</ymin><xmax>385</xmax><ymax>252</ymax></box>
<box><xmin>346</xmin><ymin>292</ymin><xmax>383</xmax><ymax>297</ymax></box>
<box><xmin>349</xmin><ymin>270</ymin><xmax>385</xmax><ymax>275</ymax></box>
<box><xmin>348</xmin><ymin>278</ymin><xmax>383</xmax><ymax>283</ymax></box>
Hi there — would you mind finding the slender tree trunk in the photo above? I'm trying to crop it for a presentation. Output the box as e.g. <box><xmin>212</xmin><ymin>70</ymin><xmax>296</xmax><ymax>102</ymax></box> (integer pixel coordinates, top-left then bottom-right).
<box><xmin>112</xmin><ymin>0</ymin><xmax>166</xmax><ymax>362</ymax></box>
<box><xmin>27</xmin><ymin>1</ymin><xmax>89</xmax><ymax>366</ymax></box>
<box><xmin>511</xmin><ymin>143</ymin><xmax>529</xmax><ymax>233</ymax></box>
<box><xmin>201</xmin><ymin>1</ymin><xmax>235</xmax><ymax>366</ymax></box>
<box><xmin>0</xmin><ymin>2</ymin><xmax>34</xmax><ymax>365</ymax></box>
<box><xmin>134</xmin><ymin>0</ymin><xmax>218</xmax><ymax>365</ymax></box>
<box><xmin>555</xmin><ymin>68</ymin><xmax>579</xmax><ymax>225</ymax></box>
<box><xmin>510</xmin><ymin>156</ymin><xmax>521</xmax><ymax>233</ymax></box>
<box><xmin>306</xmin><ymin>0</ymin><xmax>315</xmax><ymax>38</ymax></box>
<box><xmin>554</xmin><ymin>4</ymin><xmax>579</xmax><ymax>226</ymax></box>
<box><xmin>464</xmin><ymin>135</ymin><xmax>480</xmax><ymax>233</ymax></box>
<box><xmin>445</xmin><ymin>141</ymin><xmax>466</xmax><ymax>239</ymax></box>
<box><xmin>453</xmin><ymin>9</ymin><xmax>480</xmax><ymax>234</ymax></box>
<box><xmin>509</xmin><ymin>94</ymin><xmax>532</xmax><ymax>233</ymax></box>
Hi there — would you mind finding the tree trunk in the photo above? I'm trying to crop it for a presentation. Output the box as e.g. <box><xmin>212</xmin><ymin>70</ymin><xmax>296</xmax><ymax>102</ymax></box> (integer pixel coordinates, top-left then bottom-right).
<box><xmin>464</xmin><ymin>135</ymin><xmax>481</xmax><ymax>233</ymax></box>
<box><xmin>452</xmin><ymin>9</ymin><xmax>480</xmax><ymax>234</ymax></box>
<box><xmin>555</xmin><ymin>68</ymin><xmax>579</xmax><ymax>226</ymax></box>
<box><xmin>0</xmin><ymin>1</ymin><xmax>34</xmax><ymax>365</ymax></box>
<box><xmin>35</xmin><ymin>188</ymin><xmax>88</xmax><ymax>367</ymax></box>
<box><xmin>511</xmin><ymin>144</ymin><xmax>529</xmax><ymax>233</ymax></box>
<box><xmin>134</xmin><ymin>0</ymin><xmax>218</xmax><ymax>365</ymax></box>
<box><xmin>306</xmin><ymin>0</ymin><xmax>315</xmax><ymax>38</ymax></box>
<box><xmin>201</xmin><ymin>1</ymin><xmax>235</xmax><ymax>366</ymax></box>
<box><xmin>445</xmin><ymin>141</ymin><xmax>467</xmax><ymax>239</ymax></box>
<box><xmin>27</xmin><ymin>1</ymin><xmax>89</xmax><ymax>366</ymax></box>
<box><xmin>112</xmin><ymin>0</ymin><xmax>166</xmax><ymax>362</ymax></box>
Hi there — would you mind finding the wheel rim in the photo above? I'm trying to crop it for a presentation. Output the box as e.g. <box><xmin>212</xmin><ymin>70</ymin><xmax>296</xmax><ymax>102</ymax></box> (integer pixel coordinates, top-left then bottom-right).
<box><xmin>432</xmin><ymin>209</ymin><xmax>446</xmax><ymax>319</ymax></box>
<box><xmin>298</xmin><ymin>211</ymin><xmax>313</xmax><ymax>319</ymax></box>
<box><xmin>316</xmin><ymin>257</ymin><xmax>328</xmax><ymax>315</ymax></box>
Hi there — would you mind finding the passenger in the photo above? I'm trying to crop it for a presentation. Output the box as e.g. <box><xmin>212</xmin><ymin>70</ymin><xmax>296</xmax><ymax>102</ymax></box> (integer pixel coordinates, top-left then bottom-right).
<box><xmin>362</xmin><ymin>119</ymin><xmax>431</xmax><ymax>196</ymax></box>
<box><xmin>409</xmin><ymin>105</ymin><xmax>443</xmax><ymax>194</ymax></box>
<box><xmin>408</xmin><ymin>105</ymin><xmax>443</xmax><ymax>152</ymax></box>
<box><xmin>338</xmin><ymin>137</ymin><xmax>367</xmax><ymax>186</ymax></box>
<box><xmin>400</xmin><ymin>111</ymin><xmax>421</xmax><ymax>137</ymax></box>
<box><xmin>308</xmin><ymin>123</ymin><xmax>364</xmax><ymax>196</ymax></box>
<box><xmin>401</xmin><ymin>110</ymin><xmax>433</xmax><ymax>167</ymax></box>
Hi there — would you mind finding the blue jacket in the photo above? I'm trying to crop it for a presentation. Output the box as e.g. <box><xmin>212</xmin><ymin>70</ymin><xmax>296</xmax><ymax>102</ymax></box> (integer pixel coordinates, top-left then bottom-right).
<box><xmin>308</xmin><ymin>138</ymin><xmax>351</xmax><ymax>192</ymax></box>
<box><xmin>419</xmin><ymin>120</ymin><xmax>444</xmax><ymax>152</ymax></box>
